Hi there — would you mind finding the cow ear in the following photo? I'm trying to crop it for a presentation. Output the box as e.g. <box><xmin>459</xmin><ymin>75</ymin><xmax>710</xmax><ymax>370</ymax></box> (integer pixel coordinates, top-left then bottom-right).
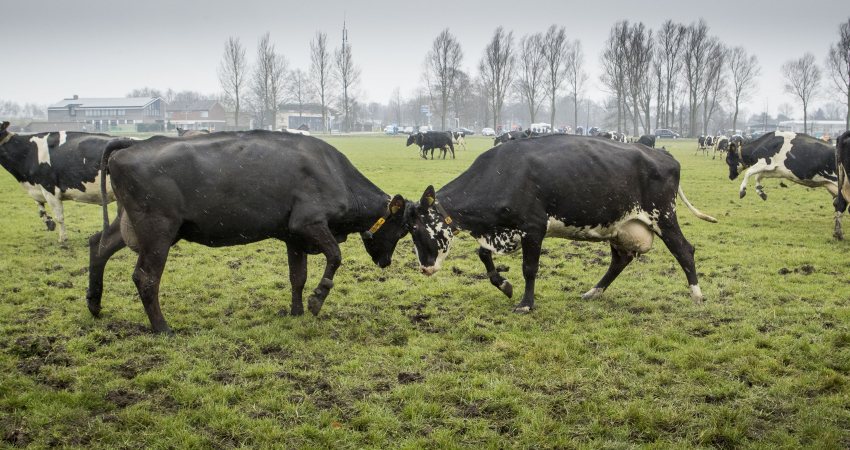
<box><xmin>389</xmin><ymin>194</ymin><xmax>405</xmax><ymax>216</ymax></box>
<box><xmin>419</xmin><ymin>185</ymin><xmax>436</xmax><ymax>209</ymax></box>
<box><xmin>0</xmin><ymin>121</ymin><xmax>9</xmax><ymax>132</ymax></box>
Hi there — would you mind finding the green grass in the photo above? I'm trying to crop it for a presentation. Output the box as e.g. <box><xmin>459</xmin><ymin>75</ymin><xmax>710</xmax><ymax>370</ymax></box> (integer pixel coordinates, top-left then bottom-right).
<box><xmin>1</xmin><ymin>135</ymin><xmax>849</xmax><ymax>448</ymax></box>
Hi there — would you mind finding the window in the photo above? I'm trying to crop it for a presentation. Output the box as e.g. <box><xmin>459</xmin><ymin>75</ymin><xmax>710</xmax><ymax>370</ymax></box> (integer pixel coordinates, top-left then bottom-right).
<box><xmin>201</xmin><ymin>111</ymin><xmax>209</xmax><ymax>118</ymax></box>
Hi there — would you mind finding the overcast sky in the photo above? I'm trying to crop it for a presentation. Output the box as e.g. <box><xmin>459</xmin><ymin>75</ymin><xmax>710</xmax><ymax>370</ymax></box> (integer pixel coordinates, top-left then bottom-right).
<box><xmin>3</xmin><ymin>0</ymin><xmax>846</xmax><ymax>119</ymax></box>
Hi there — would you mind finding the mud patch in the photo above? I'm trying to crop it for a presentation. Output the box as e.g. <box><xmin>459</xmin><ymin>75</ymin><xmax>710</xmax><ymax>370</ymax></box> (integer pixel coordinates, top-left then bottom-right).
<box><xmin>105</xmin><ymin>320</ymin><xmax>149</xmax><ymax>338</ymax></box>
<box><xmin>46</xmin><ymin>280</ymin><xmax>73</xmax><ymax>289</ymax></box>
<box><xmin>397</xmin><ymin>372</ymin><xmax>424</xmax><ymax>384</ymax></box>
<box><xmin>260</xmin><ymin>344</ymin><xmax>292</xmax><ymax>360</ymax></box>
<box><xmin>778</xmin><ymin>264</ymin><xmax>816</xmax><ymax>275</ymax></box>
<box><xmin>113</xmin><ymin>355</ymin><xmax>165</xmax><ymax>379</ymax></box>
<box><xmin>105</xmin><ymin>388</ymin><xmax>145</xmax><ymax>409</ymax></box>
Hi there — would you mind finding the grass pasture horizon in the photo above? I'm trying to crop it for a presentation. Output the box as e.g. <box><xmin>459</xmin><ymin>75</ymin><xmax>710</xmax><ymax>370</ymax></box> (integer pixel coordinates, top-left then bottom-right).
<box><xmin>1</xmin><ymin>134</ymin><xmax>849</xmax><ymax>448</ymax></box>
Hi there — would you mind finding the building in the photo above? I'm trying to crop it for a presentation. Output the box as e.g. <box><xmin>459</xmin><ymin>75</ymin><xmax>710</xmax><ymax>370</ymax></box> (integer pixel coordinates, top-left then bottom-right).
<box><xmin>778</xmin><ymin>120</ymin><xmax>846</xmax><ymax>138</ymax></box>
<box><xmin>166</xmin><ymin>100</ymin><xmax>226</xmax><ymax>131</ymax></box>
<box><xmin>46</xmin><ymin>95</ymin><xmax>167</xmax><ymax>132</ymax></box>
<box><xmin>277</xmin><ymin>103</ymin><xmax>331</xmax><ymax>132</ymax></box>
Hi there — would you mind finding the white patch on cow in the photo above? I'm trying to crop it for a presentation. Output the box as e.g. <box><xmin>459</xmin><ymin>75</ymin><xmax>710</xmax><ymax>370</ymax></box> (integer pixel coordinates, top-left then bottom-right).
<box><xmin>57</xmin><ymin>173</ymin><xmax>114</xmax><ymax>204</ymax></box>
<box><xmin>689</xmin><ymin>284</ymin><xmax>703</xmax><ymax>303</ymax></box>
<box><xmin>57</xmin><ymin>131</ymin><xmax>67</xmax><ymax>147</ymax></box>
<box><xmin>419</xmin><ymin>209</ymin><xmax>455</xmax><ymax>274</ymax></box>
<box><xmin>477</xmin><ymin>229</ymin><xmax>525</xmax><ymax>255</ymax></box>
<box><xmin>581</xmin><ymin>287</ymin><xmax>605</xmax><ymax>300</ymax></box>
<box><xmin>29</xmin><ymin>135</ymin><xmax>51</xmax><ymax>166</ymax></box>
<box><xmin>545</xmin><ymin>207</ymin><xmax>661</xmax><ymax>254</ymax></box>
<box><xmin>19</xmin><ymin>182</ymin><xmax>46</xmax><ymax>203</ymax></box>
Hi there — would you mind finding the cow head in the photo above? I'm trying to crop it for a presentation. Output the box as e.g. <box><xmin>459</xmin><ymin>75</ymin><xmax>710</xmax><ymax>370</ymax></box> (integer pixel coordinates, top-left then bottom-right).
<box><xmin>0</xmin><ymin>121</ymin><xmax>10</xmax><ymax>143</ymax></box>
<box><xmin>406</xmin><ymin>185</ymin><xmax>455</xmax><ymax>276</ymax></box>
<box><xmin>360</xmin><ymin>194</ymin><xmax>410</xmax><ymax>268</ymax></box>
<box><xmin>405</xmin><ymin>133</ymin><xmax>415</xmax><ymax>146</ymax></box>
<box><xmin>726</xmin><ymin>141</ymin><xmax>745</xmax><ymax>180</ymax></box>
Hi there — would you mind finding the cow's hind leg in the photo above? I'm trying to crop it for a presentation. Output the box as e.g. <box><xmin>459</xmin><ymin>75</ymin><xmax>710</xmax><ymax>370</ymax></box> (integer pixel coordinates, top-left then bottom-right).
<box><xmin>477</xmin><ymin>247</ymin><xmax>513</xmax><ymax>298</ymax></box>
<box><xmin>86</xmin><ymin>218</ymin><xmax>126</xmax><ymax>317</ymax></box>
<box><xmin>294</xmin><ymin>223</ymin><xmax>341</xmax><ymax>316</ymax></box>
<box><xmin>834</xmin><ymin>194</ymin><xmax>846</xmax><ymax>240</ymax></box>
<box><xmin>285</xmin><ymin>245</ymin><xmax>308</xmax><ymax>316</ymax></box>
<box><xmin>514</xmin><ymin>234</ymin><xmax>544</xmax><ymax>313</ymax></box>
<box><xmin>658</xmin><ymin>218</ymin><xmax>702</xmax><ymax>303</ymax></box>
<box><xmin>582</xmin><ymin>244</ymin><xmax>634</xmax><ymax>300</ymax></box>
<box><xmin>37</xmin><ymin>202</ymin><xmax>56</xmax><ymax>231</ymax></box>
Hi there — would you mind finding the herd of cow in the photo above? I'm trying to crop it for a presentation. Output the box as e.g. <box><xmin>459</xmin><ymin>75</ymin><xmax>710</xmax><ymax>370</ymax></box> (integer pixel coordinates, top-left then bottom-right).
<box><xmin>1</xmin><ymin>119</ymin><xmax>849</xmax><ymax>334</ymax></box>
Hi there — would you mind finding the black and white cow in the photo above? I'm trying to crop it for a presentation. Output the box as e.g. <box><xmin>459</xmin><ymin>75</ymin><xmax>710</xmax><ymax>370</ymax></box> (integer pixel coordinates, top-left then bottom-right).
<box><xmin>712</xmin><ymin>135</ymin><xmax>729</xmax><ymax>160</ymax></box>
<box><xmin>452</xmin><ymin>131</ymin><xmax>467</xmax><ymax>150</ymax></box>
<box><xmin>637</xmin><ymin>134</ymin><xmax>656</xmax><ymax>148</ymax></box>
<box><xmin>494</xmin><ymin>130</ymin><xmax>528</xmax><ymax>146</ymax></box>
<box><xmin>0</xmin><ymin>121</ymin><xmax>116</xmax><ymax>243</ymax></box>
<box><xmin>90</xmin><ymin>131</ymin><xmax>411</xmax><ymax>334</ymax></box>
<box><xmin>834</xmin><ymin>132</ymin><xmax>850</xmax><ymax>238</ymax></box>
<box><xmin>726</xmin><ymin>131</ymin><xmax>842</xmax><ymax>238</ymax></box>
<box><xmin>403</xmin><ymin>135</ymin><xmax>717</xmax><ymax>313</ymax></box>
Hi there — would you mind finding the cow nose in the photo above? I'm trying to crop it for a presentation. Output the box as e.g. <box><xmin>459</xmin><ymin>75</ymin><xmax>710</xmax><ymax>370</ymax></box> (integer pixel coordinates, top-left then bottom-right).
<box><xmin>420</xmin><ymin>266</ymin><xmax>436</xmax><ymax>276</ymax></box>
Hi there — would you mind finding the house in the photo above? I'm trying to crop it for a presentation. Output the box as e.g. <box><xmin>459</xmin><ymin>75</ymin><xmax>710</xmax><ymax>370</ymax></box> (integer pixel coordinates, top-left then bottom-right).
<box><xmin>166</xmin><ymin>100</ymin><xmax>226</xmax><ymax>131</ymax></box>
<box><xmin>45</xmin><ymin>95</ymin><xmax>166</xmax><ymax>132</ymax></box>
<box><xmin>277</xmin><ymin>103</ymin><xmax>332</xmax><ymax>132</ymax></box>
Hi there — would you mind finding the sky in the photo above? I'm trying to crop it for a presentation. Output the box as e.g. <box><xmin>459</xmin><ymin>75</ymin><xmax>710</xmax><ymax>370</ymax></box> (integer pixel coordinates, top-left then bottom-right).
<box><xmin>2</xmin><ymin>0</ymin><xmax>847</xmax><ymax>119</ymax></box>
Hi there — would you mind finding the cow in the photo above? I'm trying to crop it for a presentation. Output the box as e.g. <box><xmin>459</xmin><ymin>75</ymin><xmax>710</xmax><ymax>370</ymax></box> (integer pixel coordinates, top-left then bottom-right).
<box><xmin>726</xmin><ymin>131</ymin><xmax>842</xmax><ymax>238</ymax></box>
<box><xmin>176</xmin><ymin>127</ymin><xmax>210</xmax><ymax>137</ymax></box>
<box><xmin>402</xmin><ymin>135</ymin><xmax>718</xmax><ymax>313</ymax></box>
<box><xmin>406</xmin><ymin>132</ymin><xmax>454</xmax><ymax>159</ymax></box>
<box><xmin>637</xmin><ymin>134</ymin><xmax>656</xmax><ymax>148</ymax></box>
<box><xmin>712</xmin><ymin>136</ymin><xmax>729</xmax><ymax>160</ymax></box>
<box><xmin>0</xmin><ymin>121</ymin><xmax>116</xmax><ymax>243</ymax></box>
<box><xmin>834</xmin><ymin>131</ymin><xmax>850</xmax><ymax>238</ymax></box>
<box><xmin>494</xmin><ymin>130</ymin><xmax>528</xmax><ymax>146</ymax></box>
<box><xmin>451</xmin><ymin>131</ymin><xmax>467</xmax><ymax>150</ymax></box>
<box><xmin>89</xmin><ymin>130</ymin><xmax>410</xmax><ymax>334</ymax></box>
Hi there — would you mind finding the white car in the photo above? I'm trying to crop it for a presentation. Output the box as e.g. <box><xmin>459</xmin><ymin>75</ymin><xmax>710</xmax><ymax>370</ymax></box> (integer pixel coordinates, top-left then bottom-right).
<box><xmin>418</xmin><ymin>125</ymin><xmax>432</xmax><ymax>133</ymax></box>
<box><xmin>481</xmin><ymin>127</ymin><xmax>496</xmax><ymax>136</ymax></box>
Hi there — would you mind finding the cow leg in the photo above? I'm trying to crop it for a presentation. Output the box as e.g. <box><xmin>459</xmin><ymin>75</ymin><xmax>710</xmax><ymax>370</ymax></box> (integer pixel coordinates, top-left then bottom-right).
<box><xmin>449</xmin><ymin>143</ymin><xmax>455</xmax><ymax>159</ymax></box>
<box><xmin>286</xmin><ymin>245</ymin><xmax>308</xmax><ymax>316</ymax></box>
<box><xmin>37</xmin><ymin>201</ymin><xmax>56</xmax><ymax>231</ymax></box>
<box><xmin>477</xmin><ymin>247</ymin><xmax>513</xmax><ymax>298</ymax></box>
<box><xmin>41</xmin><ymin>188</ymin><xmax>67</xmax><ymax>243</ymax></box>
<box><xmin>581</xmin><ymin>244</ymin><xmax>634</xmax><ymax>300</ymax></box>
<box><xmin>294</xmin><ymin>223</ymin><xmax>341</xmax><ymax>316</ymax></box>
<box><xmin>132</xmin><ymin>241</ymin><xmax>173</xmax><ymax>334</ymax></box>
<box><xmin>754</xmin><ymin>174</ymin><xmax>768</xmax><ymax>200</ymax></box>
<box><xmin>514</xmin><ymin>234</ymin><xmax>543</xmax><ymax>313</ymax></box>
<box><xmin>738</xmin><ymin>166</ymin><xmax>762</xmax><ymax>199</ymax></box>
<box><xmin>86</xmin><ymin>218</ymin><xmax>126</xmax><ymax>317</ymax></box>
<box><xmin>658</xmin><ymin>219</ymin><xmax>702</xmax><ymax>303</ymax></box>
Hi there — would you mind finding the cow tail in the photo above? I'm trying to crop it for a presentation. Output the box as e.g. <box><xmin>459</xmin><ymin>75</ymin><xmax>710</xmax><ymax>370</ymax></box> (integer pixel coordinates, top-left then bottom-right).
<box><xmin>99</xmin><ymin>138</ymin><xmax>134</xmax><ymax>244</ymax></box>
<box><xmin>677</xmin><ymin>185</ymin><xmax>718</xmax><ymax>223</ymax></box>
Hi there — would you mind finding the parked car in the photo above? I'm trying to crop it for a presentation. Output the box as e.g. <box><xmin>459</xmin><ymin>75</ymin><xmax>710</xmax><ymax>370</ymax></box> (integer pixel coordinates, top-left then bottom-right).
<box><xmin>453</xmin><ymin>127</ymin><xmax>475</xmax><ymax>135</ymax></box>
<box><xmin>418</xmin><ymin>125</ymin><xmax>432</xmax><ymax>133</ymax></box>
<box><xmin>654</xmin><ymin>129</ymin><xmax>680</xmax><ymax>139</ymax></box>
<box><xmin>384</xmin><ymin>125</ymin><xmax>398</xmax><ymax>135</ymax></box>
<box><xmin>402</xmin><ymin>126</ymin><xmax>414</xmax><ymax>134</ymax></box>
<box><xmin>481</xmin><ymin>127</ymin><xmax>496</xmax><ymax>136</ymax></box>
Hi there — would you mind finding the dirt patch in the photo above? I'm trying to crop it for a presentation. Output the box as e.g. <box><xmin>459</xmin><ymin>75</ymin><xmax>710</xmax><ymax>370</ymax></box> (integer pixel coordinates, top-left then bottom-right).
<box><xmin>105</xmin><ymin>320</ymin><xmax>149</xmax><ymax>338</ymax></box>
<box><xmin>46</xmin><ymin>280</ymin><xmax>73</xmax><ymax>289</ymax></box>
<box><xmin>114</xmin><ymin>355</ymin><xmax>165</xmax><ymax>379</ymax></box>
<box><xmin>260</xmin><ymin>344</ymin><xmax>291</xmax><ymax>360</ymax></box>
<box><xmin>2</xmin><ymin>427</ymin><xmax>29</xmax><ymax>447</ymax></box>
<box><xmin>105</xmin><ymin>388</ymin><xmax>144</xmax><ymax>409</ymax></box>
<box><xmin>397</xmin><ymin>372</ymin><xmax>424</xmax><ymax>384</ymax></box>
<box><xmin>211</xmin><ymin>371</ymin><xmax>239</xmax><ymax>385</ymax></box>
<box><xmin>69</xmin><ymin>267</ymin><xmax>88</xmax><ymax>277</ymax></box>
<box><xmin>778</xmin><ymin>264</ymin><xmax>816</xmax><ymax>275</ymax></box>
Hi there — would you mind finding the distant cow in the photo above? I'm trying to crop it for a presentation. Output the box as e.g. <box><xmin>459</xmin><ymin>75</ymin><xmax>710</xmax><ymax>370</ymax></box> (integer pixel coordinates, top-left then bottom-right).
<box><xmin>712</xmin><ymin>136</ymin><xmax>729</xmax><ymax>159</ymax></box>
<box><xmin>727</xmin><ymin>131</ymin><xmax>842</xmax><ymax>238</ymax></box>
<box><xmin>90</xmin><ymin>131</ymin><xmax>410</xmax><ymax>334</ymax></box>
<box><xmin>494</xmin><ymin>130</ymin><xmax>528</xmax><ymax>146</ymax></box>
<box><xmin>637</xmin><ymin>134</ymin><xmax>656</xmax><ymax>148</ymax></box>
<box><xmin>0</xmin><ymin>121</ymin><xmax>116</xmax><ymax>243</ymax></box>
<box><xmin>404</xmin><ymin>135</ymin><xmax>717</xmax><ymax>313</ymax></box>
<box><xmin>176</xmin><ymin>127</ymin><xmax>210</xmax><ymax>137</ymax></box>
<box><xmin>451</xmin><ymin>131</ymin><xmax>467</xmax><ymax>150</ymax></box>
<box><xmin>406</xmin><ymin>131</ymin><xmax>455</xmax><ymax>159</ymax></box>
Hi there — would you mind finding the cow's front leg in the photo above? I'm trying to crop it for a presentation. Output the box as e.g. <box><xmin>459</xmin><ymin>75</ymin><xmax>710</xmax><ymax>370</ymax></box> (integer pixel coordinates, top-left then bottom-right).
<box><xmin>41</xmin><ymin>188</ymin><xmax>66</xmax><ymax>243</ymax></box>
<box><xmin>514</xmin><ymin>234</ymin><xmax>543</xmax><ymax>313</ymax></box>
<box><xmin>286</xmin><ymin>245</ymin><xmax>308</xmax><ymax>316</ymax></box>
<box><xmin>738</xmin><ymin>167</ymin><xmax>760</xmax><ymax>199</ymax></box>
<box><xmin>477</xmin><ymin>247</ymin><xmax>512</xmax><ymax>298</ymax></box>
<box><xmin>37</xmin><ymin>201</ymin><xmax>56</xmax><ymax>231</ymax></box>
<box><xmin>295</xmin><ymin>223</ymin><xmax>341</xmax><ymax>316</ymax></box>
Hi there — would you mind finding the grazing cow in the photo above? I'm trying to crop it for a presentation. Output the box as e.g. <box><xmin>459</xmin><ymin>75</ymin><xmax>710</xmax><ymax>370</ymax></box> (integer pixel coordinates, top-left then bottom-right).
<box><xmin>403</xmin><ymin>135</ymin><xmax>717</xmax><ymax>312</ymax></box>
<box><xmin>452</xmin><ymin>131</ymin><xmax>467</xmax><ymax>150</ymax></box>
<box><xmin>637</xmin><ymin>134</ymin><xmax>656</xmax><ymax>148</ymax></box>
<box><xmin>89</xmin><ymin>131</ymin><xmax>410</xmax><ymax>334</ymax></box>
<box><xmin>726</xmin><ymin>131</ymin><xmax>842</xmax><ymax>238</ymax></box>
<box><xmin>176</xmin><ymin>127</ymin><xmax>210</xmax><ymax>137</ymax></box>
<box><xmin>0</xmin><ymin>121</ymin><xmax>116</xmax><ymax>242</ymax></box>
<box><xmin>406</xmin><ymin>131</ymin><xmax>455</xmax><ymax>159</ymax></box>
<box><xmin>834</xmin><ymin>131</ymin><xmax>850</xmax><ymax>237</ymax></box>
<box><xmin>712</xmin><ymin>136</ymin><xmax>729</xmax><ymax>160</ymax></box>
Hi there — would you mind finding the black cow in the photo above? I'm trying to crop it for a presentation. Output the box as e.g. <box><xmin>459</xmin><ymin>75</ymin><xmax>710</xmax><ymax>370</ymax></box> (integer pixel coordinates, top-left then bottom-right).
<box><xmin>406</xmin><ymin>131</ymin><xmax>455</xmax><ymax>159</ymax></box>
<box><xmin>726</xmin><ymin>131</ymin><xmax>842</xmax><ymax>238</ymax></box>
<box><xmin>90</xmin><ymin>131</ymin><xmax>410</xmax><ymax>334</ymax></box>
<box><xmin>834</xmin><ymin>132</ymin><xmax>850</xmax><ymax>238</ymax></box>
<box><xmin>176</xmin><ymin>127</ymin><xmax>210</xmax><ymax>137</ymax></box>
<box><xmin>0</xmin><ymin>121</ymin><xmax>116</xmax><ymax>242</ymax></box>
<box><xmin>637</xmin><ymin>134</ymin><xmax>656</xmax><ymax>148</ymax></box>
<box><xmin>403</xmin><ymin>135</ymin><xmax>717</xmax><ymax>313</ymax></box>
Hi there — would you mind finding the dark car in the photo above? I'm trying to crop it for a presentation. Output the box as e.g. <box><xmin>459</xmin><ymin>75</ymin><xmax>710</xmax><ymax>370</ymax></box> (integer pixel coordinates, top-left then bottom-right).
<box><xmin>452</xmin><ymin>127</ymin><xmax>475</xmax><ymax>135</ymax></box>
<box><xmin>654</xmin><ymin>129</ymin><xmax>680</xmax><ymax>139</ymax></box>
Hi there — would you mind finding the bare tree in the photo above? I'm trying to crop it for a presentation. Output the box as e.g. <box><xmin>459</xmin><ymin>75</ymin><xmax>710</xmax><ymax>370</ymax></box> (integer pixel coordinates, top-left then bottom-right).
<box><xmin>516</xmin><ymin>33</ymin><xmax>545</xmax><ymax>124</ymax></box>
<box><xmin>728</xmin><ymin>46</ymin><xmax>760</xmax><ymax>134</ymax></box>
<box><xmin>288</xmin><ymin>68</ymin><xmax>312</xmax><ymax>119</ymax></box>
<box><xmin>426</xmin><ymin>28</ymin><xmax>463</xmax><ymax>130</ymax></box>
<box><xmin>542</xmin><ymin>25</ymin><xmax>568</xmax><ymax>130</ymax></box>
<box><xmin>701</xmin><ymin>43</ymin><xmax>727</xmax><ymax>135</ymax></box>
<box><xmin>310</xmin><ymin>32</ymin><xmax>332</xmax><ymax>132</ymax></box>
<box><xmin>479</xmin><ymin>27</ymin><xmax>516</xmax><ymax>130</ymax></box>
<box><xmin>250</xmin><ymin>32</ymin><xmax>288</xmax><ymax>130</ymax></box>
<box><xmin>126</xmin><ymin>87</ymin><xmax>164</xmax><ymax>99</ymax></box>
<box><xmin>826</xmin><ymin>18</ymin><xmax>850</xmax><ymax>129</ymax></box>
<box><xmin>683</xmin><ymin>20</ymin><xmax>716</xmax><ymax>137</ymax></box>
<box><xmin>218</xmin><ymin>37</ymin><xmax>247</xmax><ymax>128</ymax></box>
<box><xmin>782</xmin><ymin>53</ymin><xmax>822</xmax><ymax>134</ymax></box>
<box><xmin>564</xmin><ymin>40</ymin><xmax>588</xmax><ymax>132</ymax></box>
<box><xmin>656</xmin><ymin>20</ymin><xmax>687</xmax><ymax>129</ymax></box>
<box><xmin>625</xmin><ymin>22</ymin><xmax>654</xmax><ymax>135</ymax></box>
<box><xmin>600</xmin><ymin>21</ymin><xmax>630</xmax><ymax>133</ymax></box>
<box><xmin>335</xmin><ymin>37</ymin><xmax>361</xmax><ymax>132</ymax></box>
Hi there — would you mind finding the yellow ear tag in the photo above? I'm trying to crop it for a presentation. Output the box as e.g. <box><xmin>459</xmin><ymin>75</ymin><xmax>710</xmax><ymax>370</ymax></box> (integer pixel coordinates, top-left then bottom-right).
<box><xmin>444</xmin><ymin>216</ymin><xmax>453</xmax><ymax>225</ymax></box>
<box><xmin>390</xmin><ymin>205</ymin><xmax>400</xmax><ymax>214</ymax></box>
<box><xmin>427</xmin><ymin>196</ymin><xmax>435</xmax><ymax>205</ymax></box>
<box><xmin>368</xmin><ymin>217</ymin><xmax>386</xmax><ymax>234</ymax></box>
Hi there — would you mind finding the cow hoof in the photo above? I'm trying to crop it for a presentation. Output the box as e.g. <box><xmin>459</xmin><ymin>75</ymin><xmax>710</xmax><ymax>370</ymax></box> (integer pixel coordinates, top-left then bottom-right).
<box><xmin>834</xmin><ymin>231</ymin><xmax>844</xmax><ymax>240</ymax></box>
<box><xmin>739</xmin><ymin>189</ymin><xmax>746</xmax><ymax>199</ymax></box>
<box><xmin>152</xmin><ymin>326</ymin><xmax>174</xmax><ymax>336</ymax></box>
<box><xmin>512</xmin><ymin>304</ymin><xmax>533</xmax><ymax>314</ymax></box>
<box><xmin>581</xmin><ymin>287</ymin><xmax>604</xmax><ymax>300</ymax></box>
<box><xmin>758</xmin><ymin>191</ymin><xmax>767</xmax><ymax>201</ymax></box>
<box><xmin>87</xmin><ymin>301</ymin><xmax>101</xmax><ymax>318</ymax></box>
<box><xmin>690</xmin><ymin>285</ymin><xmax>704</xmax><ymax>304</ymax></box>
<box><xmin>46</xmin><ymin>220</ymin><xmax>56</xmax><ymax>231</ymax></box>
<box><xmin>498</xmin><ymin>280</ymin><xmax>513</xmax><ymax>298</ymax></box>
<box><xmin>307</xmin><ymin>295</ymin><xmax>324</xmax><ymax>316</ymax></box>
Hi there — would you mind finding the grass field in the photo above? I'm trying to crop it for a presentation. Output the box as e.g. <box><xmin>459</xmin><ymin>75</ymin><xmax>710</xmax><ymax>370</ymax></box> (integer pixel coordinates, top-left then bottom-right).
<box><xmin>1</xmin><ymin>134</ymin><xmax>849</xmax><ymax>448</ymax></box>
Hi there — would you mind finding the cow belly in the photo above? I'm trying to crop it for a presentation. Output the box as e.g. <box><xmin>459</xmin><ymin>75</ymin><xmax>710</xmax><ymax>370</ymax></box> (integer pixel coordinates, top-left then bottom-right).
<box><xmin>477</xmin><ymin>229</ymin><xmax>525</xmax><ymax>254</ymax></box>
<box><xmin>546</xmin><ymin>210</ymin><xmax>658</xmax><ymax>253</ymax></box>
<box><xmin>58</xmin><ymin>176</ymin><xmax>115</xmax><ymax>204</ymax></box>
